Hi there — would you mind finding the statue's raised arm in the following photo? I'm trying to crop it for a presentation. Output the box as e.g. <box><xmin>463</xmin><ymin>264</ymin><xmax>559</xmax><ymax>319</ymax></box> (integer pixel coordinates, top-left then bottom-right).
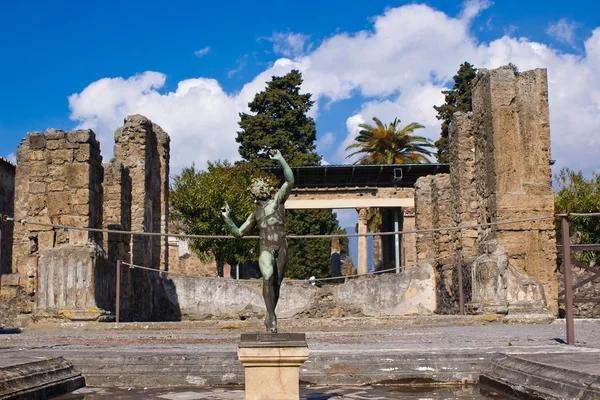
<box><xmin>269</xmin><ymin>149</ymin><xmax>294</xmax><ymax>204</ymax></box>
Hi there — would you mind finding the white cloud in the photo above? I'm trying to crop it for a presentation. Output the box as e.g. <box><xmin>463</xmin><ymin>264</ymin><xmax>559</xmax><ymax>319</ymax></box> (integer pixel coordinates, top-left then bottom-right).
<box><xmin>267</xmin><ymin>32</ymin><xmax>312</xmax><ymax>58</ymax></box>
<box><xmin>546</xmin><ymin>18</ymin><xmax>578</xmax><ymax>46</ymax></box>
<box><xmin>68</xmin><ymin>3</ymin><xmax>600</xmax><ymax>177</ymax></box>
<box><xmin>459</xmin><ymin>0</ymin><xmax>493</xmax><ymax>22</ymax></box>
<box><xmin>194</xmin><ymin>46</ymin><xmax>211</xmax><ymax>57</ymax></box>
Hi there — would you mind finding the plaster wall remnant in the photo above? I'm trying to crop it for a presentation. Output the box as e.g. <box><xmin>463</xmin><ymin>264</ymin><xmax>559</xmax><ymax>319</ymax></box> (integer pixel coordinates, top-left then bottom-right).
<box><xmin>10</xmin><ymin>129</ymin><xmax>109</xmax><ymax>319</ymax></box>
<box><xmin>472</xmin><ymin>67</ymin><xmax>557</xmax><ymax>315</ymax></box>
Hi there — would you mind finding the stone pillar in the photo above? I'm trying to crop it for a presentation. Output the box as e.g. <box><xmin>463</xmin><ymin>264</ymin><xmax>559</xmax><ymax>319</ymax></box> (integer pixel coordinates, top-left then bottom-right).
<box><xmin>113</xmin><ymin>115</ymin><xmax>170</xmax><ymax>270</ymax></box>
<box><xmin>238</xmin><ymin>334</ymin><xmax>309</xmax><ymax>400</ymax></box>
<box><xmin>153</xmin><ymin>123</ymin><xmax>170</xmax><ymax>271</ymax></box>
<box><xmin>401</xmin><ymin>207</ymin><xmax>417</xmax><ymax>267</ymax></box>
<box><xmin>103</xmin><ymin>161</ymin><xmax>133</xmax><ymax>320</ymax></box>
<box><xmin>449</xmin><ymin>112</ymin><xmax>478</xmax><ymax>258</ymax></box>
<box><xmin>415</xmin><ymin>176</ymin><xmax>435</xmax><ymax>265</ymax></box>
<box><xmin>357</xmin><ymin>208</ymin><xmax>368</xmax><ymax>274</ymax></box>
<box><xmin>432</xmin><ymin>174</ymin><xmax>453</xmax><ymax>265</ymax></box>
<box><xmin>11</xmin><ymin>129</ymin><xmax>110</xmax><ymax>319</ymax></box>
<box><xmin>112</xmin><ymin>115</ymin><xmax>170</xmax><ymax>320</ymax></box>
<box><xmin>472</xmin><ymin>67</ymin><xmax>557</xmax><ymax>315</ymax></box>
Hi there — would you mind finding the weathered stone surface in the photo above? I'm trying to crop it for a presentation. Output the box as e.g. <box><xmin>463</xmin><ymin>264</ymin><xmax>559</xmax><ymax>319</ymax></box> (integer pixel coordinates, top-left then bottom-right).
<box><xmin>469</xmin><ymin>239</ymin><xmax>551</xmax><ymax>317</ymax></box>
<box><xmin>155</xmin><ymin>268</ymin><xmax>435</xmax><ymax>321</ymax></box>
<box><xmin>112</xmin><ymin>114</ymin><xmax>170</xmax><ymax>320</ymax></box>
<box><xmin>0</xmin><ymin>356</ymin><xmax>85</xmax><ymax>399</ymax></box>
<box><xmin>481</xmin><ymin>353</ymin><xmax>600</xmax><ymax>400</ymax></box>
<box><xmin>36</xmin><ymin>245</ymin><xmax>113</xmax><ymax>320</ymax></box>
<box><xmin>10</xmin><ymin>128</ymin><xmax>104</xmax><ymax>318</ymax></box>
<box><xmin>472</xmin><ymin>67</ymin><xmax>557</xmax><ymax>315</ymax></box>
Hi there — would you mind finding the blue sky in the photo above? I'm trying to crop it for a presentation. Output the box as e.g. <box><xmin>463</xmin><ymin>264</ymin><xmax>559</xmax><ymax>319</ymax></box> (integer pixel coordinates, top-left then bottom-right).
<box><xmin>1</xmin><ymin>0</ymin><xmax>599</xmax><ymax>266</ymax></box>
<box><xmin>1</xmin><ymin>0</ymin><xmax>598</xmax><ymax>170</ymax></box>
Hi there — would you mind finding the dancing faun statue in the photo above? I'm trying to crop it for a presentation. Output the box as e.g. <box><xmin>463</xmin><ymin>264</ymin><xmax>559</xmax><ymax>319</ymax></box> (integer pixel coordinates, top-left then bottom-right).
<box><xmin>221</xmin><ymin>149</ymin><xmax>294</xmax><ymax>333</ymax></box>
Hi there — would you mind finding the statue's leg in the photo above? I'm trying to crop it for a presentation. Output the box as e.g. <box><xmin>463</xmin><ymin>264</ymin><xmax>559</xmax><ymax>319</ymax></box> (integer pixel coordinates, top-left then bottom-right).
<box><xmin>258</xmin><ymin>250</ymin><xmax>277</xmax><ymax>333</ymax></box>
<box><xmin>273</xmin><ymin>243</ymin><xmax>288</xmax><ymax>310</ymax></box>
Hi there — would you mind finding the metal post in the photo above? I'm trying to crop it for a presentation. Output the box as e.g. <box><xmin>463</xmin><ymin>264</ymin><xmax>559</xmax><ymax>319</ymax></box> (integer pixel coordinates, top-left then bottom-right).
<box><xmin>115</xmin><ymin>260</ymin><xmax>121</xmax><ymax>323</ymax></box>
<box><xmin>394</xmin><ymin>209</ymin><xmax>400</xmax><ymax>274</ymax></box>
<box><xmin>236</xmin><ymin>264</ymin><xmax>239</xmax><ymax>280</ymax></box>
<box><xmin>457</xmin><ymin>249</ymin><xmax>464</xmax><ymax>315</ymax></box>
<box><xmin>561</xmin><ymin>215</ymin><xmax>575</xmax><ymax>345</ymax></box>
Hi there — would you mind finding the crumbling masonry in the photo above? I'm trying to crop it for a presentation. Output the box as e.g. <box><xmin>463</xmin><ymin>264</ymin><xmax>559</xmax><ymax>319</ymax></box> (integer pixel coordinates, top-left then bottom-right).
<box><xmin>415</xmin><ymin>67</ymin><xmax>557</xmax><ymax>316</ymax></box>
<box><xmin>3</xmin><ymin>115</ymin><xmax>170</xmax><ymax>322</ymax></box>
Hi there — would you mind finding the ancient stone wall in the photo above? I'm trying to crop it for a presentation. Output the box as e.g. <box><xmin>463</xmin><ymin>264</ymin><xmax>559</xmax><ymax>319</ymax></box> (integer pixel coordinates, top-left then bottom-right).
<box><xmin>112</xmin><ymin>115</ymin><xmax>170</xmax><ymax>320</ymax></box>
<box><xmin>448</xmin><ymin>112</ymin><xmax>478</xmax><ymax>259</ymax></box>
<box><xmin>472</xmin><ymin>67</ymin><xmax>557</xmax><ymax>315</ymax></box>
<box><xmin>415</xmin><ymin>175</ymin><xmax>435</xmax><ymax>266</ymax></box>
<box><xmin>415</xmin><ymin>67</ymin><xmax>557</xmax><ymax>316</ymax></box>
<box><xmin>10</xmin><ymin>129</ymin><xmax>110</xmax><ymax>318</ymax></box>
<box><xmin>0</xmin><ymin>158</ymin><xmax>15</xmax><ymax>275</ymax></box>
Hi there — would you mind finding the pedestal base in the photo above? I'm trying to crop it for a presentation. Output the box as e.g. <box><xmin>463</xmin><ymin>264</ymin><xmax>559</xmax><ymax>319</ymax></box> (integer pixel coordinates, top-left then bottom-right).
<box><xmin>238</xmin><ymin>333</ymin><xmax>308</xmax><ymax>400</ymax></box>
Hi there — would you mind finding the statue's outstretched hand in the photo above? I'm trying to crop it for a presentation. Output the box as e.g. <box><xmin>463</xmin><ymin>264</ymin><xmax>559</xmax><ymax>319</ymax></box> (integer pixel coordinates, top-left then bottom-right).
<box><xmin>269</xmin><ymin>149</ymin><xmax>282</xmax><ymax>161</ymax></box>
<box><xmin>221</xmin><ymin>201</ymin><xmax>231</xmax><ymax>219</ymax></box>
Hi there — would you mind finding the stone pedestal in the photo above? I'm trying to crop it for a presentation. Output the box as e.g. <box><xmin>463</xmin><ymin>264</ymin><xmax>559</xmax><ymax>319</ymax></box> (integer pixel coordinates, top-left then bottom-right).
<box><xmin>238</xmin><ymin>333</ymin><xmax>308</xmax><ymax>400</ymax></box>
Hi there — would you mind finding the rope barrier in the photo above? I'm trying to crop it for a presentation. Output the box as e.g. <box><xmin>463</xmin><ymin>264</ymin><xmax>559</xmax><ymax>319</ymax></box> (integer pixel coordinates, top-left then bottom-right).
<box><xmin>0</xmin><ymin>214</ymin><xmax>560</xmax><ymax>240</ymax></box>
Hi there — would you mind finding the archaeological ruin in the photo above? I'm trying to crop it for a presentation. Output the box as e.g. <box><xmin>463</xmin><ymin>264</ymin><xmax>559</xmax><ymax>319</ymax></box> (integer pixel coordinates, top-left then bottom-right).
<box><xmin>0</xmin><ymin>66</ymin><xmax>597</xmax><ymax>326</ymax></box>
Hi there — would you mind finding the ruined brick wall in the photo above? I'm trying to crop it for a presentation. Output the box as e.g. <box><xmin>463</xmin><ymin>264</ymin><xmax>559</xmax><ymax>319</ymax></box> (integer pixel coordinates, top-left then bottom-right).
<box><xmin>415</xmin><ymin>175</ymin><xmax>435</xmax><ymax>265</ymax></box>
<box><xmin>0</xmin><ymin>158</ymin><xmax>15</xmax><ymax>275</ymax></box>
<box><xmin>112</xmin><ymin>115</ymin><xmax>170</xmax><ymax>320</ymax></box>
<box><xmin>415</xmin><ymin>174</ymin><xmax>452</xmax><ymax>267</ymax></box>
<box><xmin>113</xmin><ymin>115</ymin><xmax>169</xmax><ymax>270</ymax></box>
<box><xmin>472</xmin><ymin>67</ymin><xmax>557</xmax><ymax>315</ymax></box>
<box><xmin>448</xmin><ymin>112</ymin><xmax>478</xmax><ymax>259</ymax></box>
<box><xmin>11</xmin><ymin>129</ymin><xmax>109</xmax><ymax>318</ymax></box>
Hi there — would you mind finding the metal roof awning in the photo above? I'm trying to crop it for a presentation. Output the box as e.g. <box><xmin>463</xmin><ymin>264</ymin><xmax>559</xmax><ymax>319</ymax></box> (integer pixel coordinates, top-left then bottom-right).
<box><xmin>262</xmin><ymin>164</ymin><xmax>449</xmax><ymax>188</ymax></box>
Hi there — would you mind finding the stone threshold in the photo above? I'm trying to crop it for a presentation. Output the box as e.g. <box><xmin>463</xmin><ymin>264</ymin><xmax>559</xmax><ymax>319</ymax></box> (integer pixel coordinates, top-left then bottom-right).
<box><xmin>480</xmin><ymin>353</ymin><xmax>600</xmax><ymax>399</ymax></box>
<box><xmin>0</xmin><ymin>357</ymin><xmax>84</xmax><ymax>400</ymax></box>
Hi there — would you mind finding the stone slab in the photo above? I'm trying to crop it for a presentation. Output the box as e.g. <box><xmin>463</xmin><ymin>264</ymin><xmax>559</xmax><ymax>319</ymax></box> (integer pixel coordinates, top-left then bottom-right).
<box><xmin>239</xmin><ymin>333</ymin><xmax>306</xmax><ymax>348</ymax></box>
<box><xmin>0</xmin><ymin>355</ymin><xmax>85</xmax><ymax>400</ymax></box>
<box><xmin>480</xmin><ymin>352</ymin><xmax>600</xmax><ymax>399</ymax></box>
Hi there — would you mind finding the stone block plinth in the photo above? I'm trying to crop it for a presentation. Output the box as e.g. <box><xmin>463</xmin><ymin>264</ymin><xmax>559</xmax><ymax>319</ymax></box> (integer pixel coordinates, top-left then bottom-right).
<box><xmin>238</xmin><ymin>333</ymin><xmax>308</xmax><ymax>400</ymax></box>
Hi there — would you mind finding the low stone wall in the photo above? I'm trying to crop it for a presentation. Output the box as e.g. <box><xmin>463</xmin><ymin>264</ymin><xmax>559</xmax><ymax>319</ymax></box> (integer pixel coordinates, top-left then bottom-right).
<box><xmin>154</xmin><ymin>265</ymin><xmax>436</xmax><ymax>321</ymax></box>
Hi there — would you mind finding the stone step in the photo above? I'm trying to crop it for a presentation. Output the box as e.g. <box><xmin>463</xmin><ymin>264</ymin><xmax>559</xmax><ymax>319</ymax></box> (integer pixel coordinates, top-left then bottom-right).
<box><xmin>480</xmin><ymin>353</ymin><xmax>600</xmax><ymax>400</ymax></box>
<box><xmin>0</xmin><ymin>357</ymin><xmax>84</xmax><ymax>400</ymax></box>
<box><xmin>59</xmin><ymin>349</ymin><xmax>493</xmax><ymax>387</ymax></box>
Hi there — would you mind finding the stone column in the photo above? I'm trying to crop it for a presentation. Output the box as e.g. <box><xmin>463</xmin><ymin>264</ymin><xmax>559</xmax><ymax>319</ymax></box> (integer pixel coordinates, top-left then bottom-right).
<box><xmin>472</xmin><ymin>67</ymin><xmax>557</xmax><ymax>315</ymax></box>
<box><xmin>357</xmin><ymin>208</ymin><xmax>368</xmax><ymax>274</ymax></box>
<box><xmin>415</xmin><ymin>176</ymin><xmax>435</xmax><ymax>265</ymax></box>
<box><xmin>12</xmin><ymin>129</ymin><xmax>110</xmax><ymax>319</ymax></box>
<box><xmin>401</xmin><ymin>207</ymin><xmax>417</xmax><ymax>268</ymax></box>
<box><xmin>448</xmin><ymin>112</ymin><xmax>478</xmax><ymax>258</ymax></box>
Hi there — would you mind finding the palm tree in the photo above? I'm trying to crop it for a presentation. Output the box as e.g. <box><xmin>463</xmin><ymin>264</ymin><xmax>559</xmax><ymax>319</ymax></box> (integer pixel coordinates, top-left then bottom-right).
<box><xmin>346</xmin><ymin>117</ymin><xmax>433</xmax><ymax>270</ymax></box>
<box><xmin>345</xmin><ymin>117</ymin><xmax>433</xmax><ymax>165</ymax></box>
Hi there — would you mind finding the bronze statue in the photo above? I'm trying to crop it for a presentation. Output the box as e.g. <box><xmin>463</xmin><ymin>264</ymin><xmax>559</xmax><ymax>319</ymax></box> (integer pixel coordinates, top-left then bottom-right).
<box><xmin>221</xmin><ymin>150</ymin><xmax>294</xmax><ymax>333</ymax></box>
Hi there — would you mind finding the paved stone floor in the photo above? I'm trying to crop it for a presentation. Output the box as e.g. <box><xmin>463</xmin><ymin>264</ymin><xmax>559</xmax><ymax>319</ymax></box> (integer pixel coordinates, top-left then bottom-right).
<box><xmin>53</xmin><ymin>384</ymin><xmax>506</xmax><ymax>399</ymax></box>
